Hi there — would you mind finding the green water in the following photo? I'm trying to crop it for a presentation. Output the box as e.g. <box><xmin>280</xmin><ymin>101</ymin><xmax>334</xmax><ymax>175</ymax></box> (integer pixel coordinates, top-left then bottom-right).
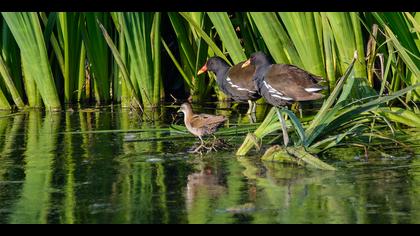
<box><xmin>0</xmin><ymin>105</ymin><xmax>419</xmax><ymax>224</ymax></box>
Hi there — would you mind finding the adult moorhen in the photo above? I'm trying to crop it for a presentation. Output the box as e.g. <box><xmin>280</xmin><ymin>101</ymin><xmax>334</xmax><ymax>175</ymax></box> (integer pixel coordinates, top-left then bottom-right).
<box><xmin>242</xmin><ymin>51</ymin><xmax>325</xmax><ymax>107</ymax></box>
<box><xmin>242</xmin><ymin>51</ymin><xmax>325</xmax><ymax>146</ymax></box>
<box><xmin>178</xmin><ymin>103</ymin><xmax>227</xmax><ymax>152</ymax></box>
<box><xmin>197</xmin><ymin>57</ymin><xmax>260</xmax><ymax>114</ymax></box>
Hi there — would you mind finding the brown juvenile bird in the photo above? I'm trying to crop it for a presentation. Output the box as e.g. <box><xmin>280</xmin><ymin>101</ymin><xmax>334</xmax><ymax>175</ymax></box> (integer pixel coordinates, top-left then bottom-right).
<box><xmin>197</xmin><ymin>57</ymin><xmax>260</xmax><ymax>114</ymax></box>
<box><xmin>178</xmin><ymin>103</ymin><xmax>228</xmax><ymax>152</ymax></box>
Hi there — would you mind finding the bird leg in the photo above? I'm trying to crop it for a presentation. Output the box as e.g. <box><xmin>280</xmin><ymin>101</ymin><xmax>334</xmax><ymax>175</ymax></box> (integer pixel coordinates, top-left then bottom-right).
<box><xmin>251</xmin><ymin>101</ymin><xmax>257</xmax><ymax>114</ymax></box>
<box><xmin>276</xmin><ymin>107</ymin><xmax>289</xmax><ymax>147</ymax></box>
<box><xmin>291</xmin><ymin>102</ymin><xmax>303</xmax><ymax>118</ymax></box>
<box><xmin>246</xmin><ymin>100</ymin><xmax>257</xmax><ymax>123</ymax></box>
<box><xmin>246</xmin><ymin>100</ymin><xmax>253</xmax><ymax>114</ymax></box>
<box><xmin>193</xmin><ymin>136</ymin><xmax>207</xmax><ymax>153</ymax></box>
<box><xmin>209</xmin><ymin>135</ymin><xmax>219</xmax><ymax>152</ymax></box>
<box><xmin>247</xmin><ymin>112</ymin><xmax>257</xmax><ymax>123</ymax></box>
<box><xmin>297</xmin><ymin>102</ymin><xmax>302</xmax><ymax>118</ymax></box>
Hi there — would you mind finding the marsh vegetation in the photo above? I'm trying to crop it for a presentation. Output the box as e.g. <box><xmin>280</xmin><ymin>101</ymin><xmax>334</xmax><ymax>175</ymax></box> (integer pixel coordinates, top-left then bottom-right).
<box><xmin>0</xmin><ymin>12</ymin><xmax>419</xmax><ymax>223</ymax></box>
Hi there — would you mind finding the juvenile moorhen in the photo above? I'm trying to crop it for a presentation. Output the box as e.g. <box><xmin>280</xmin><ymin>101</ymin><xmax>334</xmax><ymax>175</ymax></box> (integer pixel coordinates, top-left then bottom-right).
<box><xmin>178</xmin><ymin>103</ymin><xmax>227</xmax><ymax>152</ymax></box>
<box><xmin>242</xmin><ymin>51</ymin><xmax>325</xmax><ymax>146</ymax></box>
<box><xmin>197</xmin><ymin>57</ymin><xmax>260</xmax><ymax>114</ymax></box>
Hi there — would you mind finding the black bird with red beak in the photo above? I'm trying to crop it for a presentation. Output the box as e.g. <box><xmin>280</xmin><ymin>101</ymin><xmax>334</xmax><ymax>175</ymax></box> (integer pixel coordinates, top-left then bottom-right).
<box><xmin>197</xmin><ymin>57</ymin><xmax>260</xmax><ymax>114</ymax></box>
<box><xmin>241</xmin><ymin>51</ymin><xmax>325</xmax><ymax>107</ymax></box>
<box><xmin>242</xmin><ymin>51</ymin><xmax>326</xmax><ymax>146</ymax></box>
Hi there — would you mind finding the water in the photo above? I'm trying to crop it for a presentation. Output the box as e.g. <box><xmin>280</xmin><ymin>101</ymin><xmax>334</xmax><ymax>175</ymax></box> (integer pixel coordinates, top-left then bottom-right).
<box><xmin>0</xmin><ymin>105</ymin><xmax>419</xmax><ymax>224</ymax></box>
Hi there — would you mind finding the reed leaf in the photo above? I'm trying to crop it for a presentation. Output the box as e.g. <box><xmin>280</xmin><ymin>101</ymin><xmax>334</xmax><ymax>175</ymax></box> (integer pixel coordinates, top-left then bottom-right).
<box><xmin>249</xmin><ymin>12</ymin><xmax>302</xmax><ymax>66</ymax></box>
<box><xmin>167</xmin><ymin>12</ymin><xmax>196</xmax><ymax>74</ymax></box>
<box><xmin>161</xmin><ymin>39</ymin><xmax>192</xmax><ymax>88</ymax></box>
<box><xmin>373</xmin><ymin>12</ymin><xmax>420</xmax><ymax>60</ymax></box>
<box><xmin>179</xmin><ymin>12</ymin><xmax>229</xmax><ymax>63</ymax></box>
<box><xmin>320</xmin><ymin>13</ymin><xmax>336</xmax><ymax>89</ymax></box>
<box><xmin>279</xmin><ymin>12</ymin><xmax>325</xmax><ymax>77</ymax></box>
<box><xmin>169</xmin><ymin>12</ymin><xmax>216</xmax><ymax>102</ymax></box>
<box><xmin>1</xmin><ymin>20</ymin><xmax>24</xmax><ymax>101</ymax></box>
<box><xmin>21</xmin><ymin>55</ymin><xmax>41</xmax><ymax>107</ymax></box>
<box><xmin>285</xmin><ymin>146</ymin><xmax>336</xmax><ymax>170</ymax></box>
<box><xmin>0</xmin><ymin>87</ymin><xmax>10</xmax><ymax>109</ymax></box>
<box><xmin>305</xmin><ymin>51</ymin><xmax>358</xmax><ymax>144</ymax></box>
<box><xmin>152</xmin><ymin>12</ymin><xmax>162</xmax><ymax>103</ymax></box>
<box><xmin>384</xmin><ymin>25</ymin><xmax>420</xmax><ymax>79</ymax></box>
<box><xmin>77</xmin><ymin>44</ymin><xmax>86</xmax><ymax>102</ymax></box>
<box><xmin>58</xmin><ymin>12</ymin><xmax>84</xmax><ymax>103</ymax></box>
<box><xmin>82</xmin><ymin>12</ymin><xmax>111</xmax><ymax>104</ymax></box>
<box><xmin>325</xmin><ymin>13</ymin><xmax>366</xmax><ymax>77</ymax></box>
<box><xmin>236</xmin><ymin>107</ymin><xmax>284</xmax><ymax>156</ymax></box>
<box><xmin>120</xmin><ymin>12</ymin><xmax>161</xmax><ymax>107</ymax></box>
<box><xmin>279</xmin><ymin>108</ymin><xmax>307</xmax><ymax>147</ymax></box>
<box><xmin>0</xmin><ymin>55</ymin><xmax>24</xmax><ymax>109</ymax></box>
<box><xmin>98</xmin><ymin>21</ymin><xmax>142</xmax><ymax>110</ymax></box>
<box><xmin>321</xmin><ymin>83</ymin><xmax>420</xmax><ymax>138</ymax></box>
<box><xmin>375</xmin><ymin>107</ymin><xmax>420</xmax><ymax>128</ymax></box>
<box><xmin>2</xmin><ymin>12</ymin><xmax>61</xmax><ymax>110</ymax></box>
<box><xmin>39</xmin><ymin>12</ymin><xmax>64</xmax><ymax>77</ymax></box>
<box><xmin>207</xmin><ymin>12</ymin><xmax>247</xmax><ymax>63</ymax></box>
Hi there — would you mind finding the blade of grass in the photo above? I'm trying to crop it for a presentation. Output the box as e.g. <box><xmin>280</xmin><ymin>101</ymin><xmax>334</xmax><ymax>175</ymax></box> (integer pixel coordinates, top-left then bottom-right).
<box><xmin>0</xmin><ymin>87</ymin><xmax>10</xmax><ymax>109</ymax></box>
<box><xmin>279</xmin><ymin>12</ymin><xmax>325</xmax><ymax>77</ymax></box>
<box><xmin>0</xmin><ymin>55</ymin><xmax>24</xmax><ymax>108</ymax></box>
<box><xmin>98</xmin><ymin>21</ymin><xmax>142</xmax><ymax>111</ymax></box>
<box><xmin>305</xmin><ymin>51</ymin><xmax>358</xmax><ymax>143</ymax></box>
<box><xmin>3</xmin><ymin>12</ymin><xmax>61</xmax><ymax>110</ymax></box>
<box><xmin>179</xmin><ymin>12</ymin><xmax>230</xmax><ymax>64</ymax></box>
<box><xmin>249</xmin><ymin>12</ymin><xmax>302</xmax><ymax>66</ymax></box>
<box><xmin>207</xmin><ymin>12</ymin><xmax>247</xmax><ymax>63</ymax></box>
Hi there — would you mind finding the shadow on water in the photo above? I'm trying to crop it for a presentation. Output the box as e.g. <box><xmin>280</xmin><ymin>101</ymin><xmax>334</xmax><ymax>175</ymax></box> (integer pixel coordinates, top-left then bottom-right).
<box><xmin>0</xmin><ymin>104</ymin><xmax>419</xmax><ymax>223</ymax></box>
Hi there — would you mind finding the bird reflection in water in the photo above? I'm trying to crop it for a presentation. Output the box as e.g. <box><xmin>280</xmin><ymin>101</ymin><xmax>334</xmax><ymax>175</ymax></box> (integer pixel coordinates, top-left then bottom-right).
<box><xmin>185</xmin><ymin>164</ymin><xmax>226</xmax><ymax>211</ymax></box>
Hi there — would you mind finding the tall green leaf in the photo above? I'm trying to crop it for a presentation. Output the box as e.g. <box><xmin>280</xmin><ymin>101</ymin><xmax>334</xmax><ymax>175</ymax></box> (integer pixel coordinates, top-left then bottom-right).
<box><xmin>0</xmin><ymin>55</ymin><xmax>24</xmax><ymax>108</ymax></box>
<box><xmin>82</xmin><ymin>12</ymin><xmax>111</xmax><ymax>104</ymax></box>
<box><xmin>207</xmin><ymin>12</ymin><xmax>247</xmax><ymax>63</ymax></box>
<box><xmin>98</xmin><ymin>20</ymin><xmax>142</xmax><ymax>110</ymax></box>
<box><xmin>249</xmin><ymin>12</ymin><xmax>302</xmax><ymax>66</ymax></box>
<box><xmin>0</xmin><ymin>87</ymin><xmax>10</xmax><ymax>109</ymax></box>
<box><xmin>58</xmin><ymin>12</ymin><xmax>84</xmax><ymax>103</ymax></box>
<box><xmin>279</xmin><ymin>12</ymin><xmax>325</xmax><ymax>77</ymax></box>
<box><xmin>2</xmin><ymin>12</ymin><xmax>61</xmax><ymax>110</ymax></box>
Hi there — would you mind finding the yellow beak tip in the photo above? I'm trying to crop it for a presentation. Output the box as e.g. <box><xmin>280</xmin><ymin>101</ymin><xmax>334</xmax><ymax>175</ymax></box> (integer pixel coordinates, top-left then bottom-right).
<box><xmin>241</xmin><ymin>60</ymin><xmax>251</xmax><ymax>68</ymax></box>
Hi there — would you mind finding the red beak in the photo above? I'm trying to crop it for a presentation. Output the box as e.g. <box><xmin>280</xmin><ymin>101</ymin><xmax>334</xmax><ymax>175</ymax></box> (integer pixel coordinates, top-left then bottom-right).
<box><xmin>197</xmin><ymin>64</ymin><xmax>207</xmax><ymax>75</ymax></box>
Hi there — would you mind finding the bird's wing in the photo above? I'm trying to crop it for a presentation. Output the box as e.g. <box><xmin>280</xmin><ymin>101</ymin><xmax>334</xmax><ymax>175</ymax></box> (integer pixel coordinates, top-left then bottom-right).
<box><xmin>264</xmin><ymin>66</ymin><xmax>324</xmax><ymax>101</ymax></box>
<box><xmin>227</xmin><ymin>62</ymin><xmax>257</xmax><ymax>91</ymax></box>
<box><xmin>190</xmin><ymin>114</ymin><xmax>227</xmax><ymax>129</ymax></box>
<box><xmin>279</xmin><ymin>79</ymin><xmax>324</xmax><ymax>101</ymax></box>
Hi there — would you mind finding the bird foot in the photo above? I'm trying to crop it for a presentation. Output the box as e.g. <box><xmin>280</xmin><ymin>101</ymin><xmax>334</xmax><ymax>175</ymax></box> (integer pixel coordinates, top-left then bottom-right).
<box><xmin>190</xmin><ymin>143</ymin><xmax>210</xmax><ymax>154</ymax></box>
<box><xmin>189</xmin><ymin>139</ymin><xmax>230</xmax><ymax>154</ymax></box>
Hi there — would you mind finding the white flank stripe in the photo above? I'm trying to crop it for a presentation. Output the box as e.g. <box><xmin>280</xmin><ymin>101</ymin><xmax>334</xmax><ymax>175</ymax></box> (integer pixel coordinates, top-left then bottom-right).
<box><xmin>237</xmin><ymin>88</ymin><xmax>255</xmax><ymax>93</ymax></box>
<box><xmin>271</xmin><ymin>94</ymin><xmax>293</xmax><ymax>100</ymax></box>
<box><xmin>264</xmin><ymin>81</ymin><xmax>283</xmax><ymax>95</ymax></box>
<box><xmin>305</xmin><ymin>87</ymin><xmax>323</xmax><ymax>92</ymax></box>
<box><xmin>226</xmin><ymin>77</ymin><xmax>255</xmax><ymax>93</ymax></box>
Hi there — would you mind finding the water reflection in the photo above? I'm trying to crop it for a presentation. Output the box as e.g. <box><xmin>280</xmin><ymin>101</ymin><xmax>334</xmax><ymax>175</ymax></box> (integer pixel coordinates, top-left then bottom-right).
<box><xmin>186</xmin><ymin>162</ymin><xmax>226</xmax><ymax>212</ymax></box>
<box><xmin>0</xmin><ymin>107</ymin><xmax>419</xmax><ymax>223</ymax></box>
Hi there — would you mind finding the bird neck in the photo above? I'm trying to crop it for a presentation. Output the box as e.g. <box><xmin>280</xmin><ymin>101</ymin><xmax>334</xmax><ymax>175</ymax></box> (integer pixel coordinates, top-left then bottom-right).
<box><xmin>214</xmin><ymin>65</ymin><xmax>230</xmax><ymax>83</ymax></box>
<box><xmin>183</xmin><ymin>108</ymin><xmax>193</xmax><ymax>124</ymax></box>
<box><xmin>253</xmin><ymin>64</ymin><xmax>270</xmax><ymax>82</ymax></box>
